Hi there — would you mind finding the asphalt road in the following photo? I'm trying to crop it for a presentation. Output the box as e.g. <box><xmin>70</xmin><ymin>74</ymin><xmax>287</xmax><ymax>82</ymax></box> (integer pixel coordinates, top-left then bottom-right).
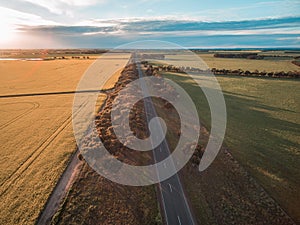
<box><xmin>135</xmin><ymin>58</ymin><xmax>196</xmax><ymax>225</ymax></box>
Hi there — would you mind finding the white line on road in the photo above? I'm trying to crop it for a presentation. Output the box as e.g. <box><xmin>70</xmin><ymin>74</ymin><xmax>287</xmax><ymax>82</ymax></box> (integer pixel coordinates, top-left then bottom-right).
<box><xmin>168</xmin><ymin>183</ymin><xmax>172</xmax><ymax>192</ymax></box>
<box><xmin>163</xmin><ymin>162</ymin><xmax>167</xmax><ymax>168</ymax></box>
<box><xmin>136</xmin><ymin>61</ymin><xmax>195</xmax><ymax>225</ymax></box>
<box><xmin>177</xmin><ymin>216</ymin><xmax>182</xmax><ymax>225</ymax></box>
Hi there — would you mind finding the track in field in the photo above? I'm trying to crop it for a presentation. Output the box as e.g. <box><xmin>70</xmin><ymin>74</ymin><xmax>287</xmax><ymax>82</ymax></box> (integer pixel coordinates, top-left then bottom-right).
<box><xmin>0</xmin><ymin>102</ymin><xmax>40</xmax><ymax>130</ymax></box>
<box><xmin>0</xmin><ymin>97</ymin><xmax>89</xmax><ymax>196</ymax></box>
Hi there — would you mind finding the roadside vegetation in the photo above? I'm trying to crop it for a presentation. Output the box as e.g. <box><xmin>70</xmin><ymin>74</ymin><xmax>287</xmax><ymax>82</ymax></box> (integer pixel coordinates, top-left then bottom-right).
<box><xmin>54</xmin><ymin>63</ymin><xmax>161</xmax><ymax>225</ymax></box>
<box><xmin>143</xmin><ymin>53</ymin><xmax>299</xmax><ymax>223</ymax></box>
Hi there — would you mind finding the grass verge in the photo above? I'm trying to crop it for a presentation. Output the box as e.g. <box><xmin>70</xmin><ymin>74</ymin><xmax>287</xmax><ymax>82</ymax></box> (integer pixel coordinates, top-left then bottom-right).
<box><xmin>157</xmin><ymin>71</ymin><xmax>299</xmax><ymax>223</ymax></box>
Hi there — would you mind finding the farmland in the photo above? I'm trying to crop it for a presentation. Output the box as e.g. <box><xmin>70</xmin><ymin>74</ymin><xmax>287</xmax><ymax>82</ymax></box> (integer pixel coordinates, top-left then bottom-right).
<box><xmin>0</xmin><ymin>59</ymin><xmax>93</xmax><ymax>95</ymax></box>
<box><xmin>0</xmin><ymin>94</ymin><xmax>82</xmax><ymax>225</ymax></box>
<box><xmin>162</xmin><ymin>52</ymin><xmax>300</xmax><ymax>72</ymax></box>
<box><xmin>1</xmin><ymin>50</ymin><xmax>299</xmax><ymax>224</ymax></box>
<box><xmin>199</xmin><ymin>53</ymin><xmax>300</xmax><ymax>72</ymax></box>
<box><xmin>150</xmin><ymin>54</ymin><xmax>299</xmax><ymax>222</ymax></box>
<box><xmin>0</xmin><ymin>54</ymin><xmax>130</xmax><ymax>224</ymax></box>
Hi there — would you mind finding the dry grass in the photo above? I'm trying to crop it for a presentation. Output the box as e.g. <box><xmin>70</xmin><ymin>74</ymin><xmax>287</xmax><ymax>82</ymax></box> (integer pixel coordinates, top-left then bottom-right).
<box><xmin>152</xmin><ymin>76</ymin><xmax>297</xmax><ymax>224</ymax></box>
<box><xmin>198</xmin><ymin>53</ymin><xmax>300</xmax><ymax>72</ymax></box>
<box><xmin>0</xmin><ymin>54</ymin><xmax>129</xmax><ymax>96</ymax></box>
<box><xmin>54</xmin><ymin>163</ymin><xmax>160</xmax><ymax>225</ymax></box>
<box><xmin>53</xmin><ymin>63</ymin><xmax>160</xmax><ymax>225</ymax></box>
<box><xmin>0</xmin><ymin>60</ymin><xmax>91</xmax><ymax>95</ymax></box>
<box><xmin>0</xmin><ymin>95</ymin><xmax>78</xmax><ymax>225</ymax></box>
<box><xmin>159</xmin><ymin>70</ymin><xmax>299</xmax><ymax>223</ymax></box>
<box><xmin>0</xmin><ymin>54</ymin><xmax>130</xmax><ymax>224</ymax></box>
<box><xmin>102</xmin><ymin>67</ymin><xmax>125</xmax><ymax>90</ymax></box>
<box><xmin>153</xmin><ymin>53</ymin><xmax>299</xmax><ymax>73</ymax></box>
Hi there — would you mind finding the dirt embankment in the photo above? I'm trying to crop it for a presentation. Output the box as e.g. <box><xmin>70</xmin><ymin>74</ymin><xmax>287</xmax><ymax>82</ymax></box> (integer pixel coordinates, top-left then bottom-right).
<box><xmin>52</xmin><ymin>63</ymin><xmax>161</xmax><ymax>225</ymax></box>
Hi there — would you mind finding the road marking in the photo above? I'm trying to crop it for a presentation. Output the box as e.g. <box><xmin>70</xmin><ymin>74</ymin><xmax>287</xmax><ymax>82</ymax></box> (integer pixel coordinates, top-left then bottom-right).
<box><xmin>160</xmin><ymin>147</ymin><xmax>162</xmax><ymax>152</ymax></box>
<box><xmin>168</xmin><ymin>183</ymin><xmax>172</xmax><ymax>192</ymax></box>
<box><xmin>137</xmin><ymin>62</ymin><xmax>195</xmax><ymax>225</ymax></box>
<box><xmin>177</xmin><ymin>216</ymin><xmax>182</xmax><ymax>225</ymax></box>
<box><xmin>163</xmin><ymin>162</ymin><xmax>167</xmax><ymax>168</ymax></box>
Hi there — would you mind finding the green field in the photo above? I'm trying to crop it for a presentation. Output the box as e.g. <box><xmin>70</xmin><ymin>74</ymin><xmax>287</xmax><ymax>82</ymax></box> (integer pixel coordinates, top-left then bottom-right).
<box><xmin>160</xmin><ymin>71</ymin><xmax>300</xmax><ymax>221</ymax></box>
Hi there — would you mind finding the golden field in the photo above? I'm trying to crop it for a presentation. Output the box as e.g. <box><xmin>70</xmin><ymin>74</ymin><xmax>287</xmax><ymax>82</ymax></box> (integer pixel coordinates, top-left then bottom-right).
<box><xmin>0</xmin><ymin>54</ymin><xmax>130</xmax><ymax>224</ymax></box>
<box><xmin>154</xmin><ymin>53</ymin><xmax>299</xmax><ymax>74</ymax></box>
<box><xmin>198</xmin><ymin>53</ymin><xmax>300</xmax><ymax>72</ymax></box>
<box><xmin>0</xmin><ymin>60</ymin><xmax>91</xmax><ymax>95</ymax></box>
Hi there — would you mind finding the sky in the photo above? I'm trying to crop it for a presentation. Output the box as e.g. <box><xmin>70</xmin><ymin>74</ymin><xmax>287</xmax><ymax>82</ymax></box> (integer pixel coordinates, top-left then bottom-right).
<box><xmin>0</xmin><ymin>0</ymin><xmax>299</xmax><ymax>48</ymax></box>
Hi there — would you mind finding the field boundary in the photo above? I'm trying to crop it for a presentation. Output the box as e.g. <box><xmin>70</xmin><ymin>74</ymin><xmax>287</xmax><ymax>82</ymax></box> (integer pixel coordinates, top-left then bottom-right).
<box><xmin>0</xmin><ymin>90</ymin><xmax>105</xmax><ymax>99</ymax></box>
<box><xmin>35</xmin><ymin>148</ymin><xmax>83</xmax><ymax>225</ymax></box>
<box><xmin>36</xmin><ymin>94</ymin><xmax>109</xmax><ymax>225</ymax></box>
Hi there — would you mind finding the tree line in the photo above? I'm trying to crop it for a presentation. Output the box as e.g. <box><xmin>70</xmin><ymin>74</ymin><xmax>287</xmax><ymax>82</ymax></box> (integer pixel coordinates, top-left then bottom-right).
<box><xmin>142</xmin><ymin>61</ymin><xmax>300</xmax><ymax>79</ymax></box>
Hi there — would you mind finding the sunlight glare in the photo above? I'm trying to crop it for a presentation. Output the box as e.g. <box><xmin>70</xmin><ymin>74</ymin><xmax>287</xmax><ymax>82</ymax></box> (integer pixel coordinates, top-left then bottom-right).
<box><xmin>0</xmin><ymin>23</ymin><xmax>17</xmax><ymax>45</ymax></box>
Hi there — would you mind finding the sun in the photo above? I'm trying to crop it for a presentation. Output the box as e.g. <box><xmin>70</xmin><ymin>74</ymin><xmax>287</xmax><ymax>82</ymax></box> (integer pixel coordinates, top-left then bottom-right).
<box><xmin>0</xmin><ymin>23</ymin><xmax>18</xmax><ymax>46</ymax></box>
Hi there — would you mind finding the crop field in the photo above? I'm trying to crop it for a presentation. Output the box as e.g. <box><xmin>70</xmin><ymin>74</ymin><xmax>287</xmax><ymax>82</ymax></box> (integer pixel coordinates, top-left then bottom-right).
<box><xmin>158</xmin><ymin>70</ymin><xmax>299</xmax><ymax>222</ymax></box>
<box><xmin>1</xmin><ymin>50</ymin><xmax>298</xmax><ymax>224</ymax></box>
<box><xmin>0</xmin><ymin>49</ymin><xmax>107</xmax><ymax>59</ymax></box>
<box><xmin>158</xmin><ymin>53</ymin><xmax>300</xmax><ymax>72</ymax></box>
<box><xmin>198</xmin><ymin>53</ymin><xmax>300</xmax><ymax>72</ymax></box>
<box><xmin>0</xmin><ymin>94</ymin><xmax>82</xmax><ymax>225</ymax></box>
<box><xmin>0</xmin><ymin>54</ymin><xmax>130</xmax><ymax>224</ymax></box>
<box><xmin>0</xmin><ymin>60</ymin><xmax>92</xmax><ymax>95</ymax></box>
<box><xmin>159</xmin><ymin>53</ymin><xmax>299</xmax><ymax>72</ymax></box>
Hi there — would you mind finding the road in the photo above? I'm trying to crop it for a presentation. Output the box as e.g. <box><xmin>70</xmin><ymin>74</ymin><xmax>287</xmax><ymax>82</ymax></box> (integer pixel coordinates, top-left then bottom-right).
<box><xmin>135</xmin><ymin>57</ymin><xmax>196</xmax><ymax>225</ymax></box>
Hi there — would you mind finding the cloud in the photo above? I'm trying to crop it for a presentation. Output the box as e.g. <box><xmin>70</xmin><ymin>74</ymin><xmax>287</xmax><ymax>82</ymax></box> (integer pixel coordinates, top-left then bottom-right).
<box><xmin>22</xmin><ymin>0</ymin><xmax>104</xmax><ymax>15</ymax></box>
<box><xmin>137</xmin><ymin>28</ymin><xmax>300</xmax><ymax>37</ymax></box>
<box><xmin>122</xmin><ymin>17</ymin><xmax>300</xmax><ymax>32</ymax></box>
<box><xmin>277</xmin><ymin>36</ymin><xmax>300</xmax><ymax>41</ymax></box>
<box><xmin>0</xmin><ymin>6</ymin><xmax>59</xmax><ymax>28</ymax></box>
<box><xmin>19</xmin><ymin>25</ymin><xmax>123</xmax><ymax>36</ymax></box>
<box><xmin>183</xmin><ymin>0</ymin><xmax>300</xmax><ymax>22</ymax></box>
<box><xmin>18</xmin><ymin>16</ymin><xmax>300</xmax><ymax>36</ymax></box>
<box><xmin>3</xmin><ymin>14</ymin><xmax>300</xmax><ymax>48</ymax></box>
